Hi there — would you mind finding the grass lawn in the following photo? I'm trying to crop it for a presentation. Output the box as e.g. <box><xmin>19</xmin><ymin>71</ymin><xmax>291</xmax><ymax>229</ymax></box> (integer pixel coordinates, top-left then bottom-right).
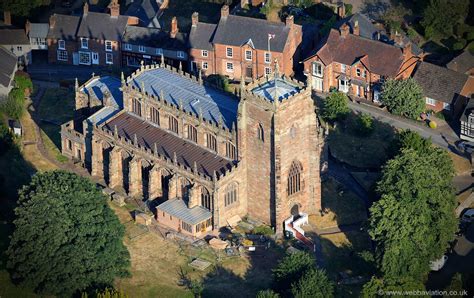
<box><xmin>160</xmin><ymin>0</ymin><xmax>223</xmax><ymax>32</ymax></box>
<box><xmin>329</xmin><ymin>113</ymin><xmax>397</xmax><ymax>169</ymax></box>
<box><xmin>449</xmin><ymin>152</ymin><xmax>471</xmax><ymax>175</ymax></box>
<box><xmin>309</xmin><ymin>178</ymin><xmax>367</xmax><ymax>229</ymax></box>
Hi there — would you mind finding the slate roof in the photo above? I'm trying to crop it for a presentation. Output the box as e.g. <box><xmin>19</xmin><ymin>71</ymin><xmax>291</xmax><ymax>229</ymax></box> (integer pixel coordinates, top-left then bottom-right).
<box><xmin>47</xmin><ymin>14</ymin><xmax>80</xmax><ymax>40</ymax></box>
<box><xmin>77</xmin><ymin>12</ymin><xmax>129</xmax><ymax>41</ymax></box>
<box><xmin>29</xmin><ymin>23</ymin><xmax>49</xmax><ymax>38</ymax></box>
<box><xmin>412</xmin><ymin>62</ymin><xmax>468</xmax><ymax>104</ymax></box>
<box><xmin>337</xmin><ymin>13</ymin><xmax>380</xmax><ymax>40</ymax></box>
<box><xmin>308</xmin><ymin>29</ymin><xmax>405</xmax><ymax>77</ymax></box>
<box><xmin>212</xmin><ymin>15</ymin><xmax>292</xmax><ymax>52</ymax></box>
<box><xmin>189</xmin><ymin>22</ymin><xmax>217</xmax><ymax>51</ymax></box>
<box><xmin>157</xmin><ymin>199</ymin><xmax>212</xmax><ymax>225</ymax></box>
<box><xmin>125</xmin><ymin>0</ymin><xmax>160</xmax><ymax>28</ymax></box>
<box><xmin>131</xmin><ymin>67</ymin><xmax>238</xmax><ymax>129</ymax></box>
<box><xmin>0</xmin><ymin>47</ymin><xmax>17</xmax><ymax>88</ymax></box>
<box><xmin>104</xmin><ymin>112</ymin><xmax>234</xmax><ymax>177</ymax></box>
<box><xmin>82</xmin><ymin>76</ymin><xmax>123</xmax><ymax>109</ymax></box>
<box><xmin>447</xmin><ymin>51</ymin><xmax>474</xmax><ymax>74</ymax></box>
<box><xmin>123</xmin><ymin>26</ymin><xmax>187</xmax><ymax>51</ymax></box>
<box><xmin>0</xmin><ymin>29</ymin><xmax>29</xmax><ymax>45</ymax></box>
<box><xmin>252</xmin><ymin>77</ymin><xmax>300</xmax><ymax>101</ymax></box>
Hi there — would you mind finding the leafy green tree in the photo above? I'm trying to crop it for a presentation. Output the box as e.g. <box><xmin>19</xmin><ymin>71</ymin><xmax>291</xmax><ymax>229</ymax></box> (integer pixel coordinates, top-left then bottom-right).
<box><xmin>381</xmin><ymin>78</ymin><xmax>424</xmax><ymax>119</ymax></box>
<box><xmin>1</xmin><ymin>88</ymin><xmax>25</xmax><ymax>120</ymax></box>
<box><xmin>421</xmin><ymin>0</ymin><xmax>469</xmax><ymax>39</ymax></box>
<box><xmin>322</xmin><ymin>91</ymin><xmax>350</xmax><ymax>121</ymax></box>
<box><xmin>369</xmin><ymin>146</ymin><xmax>457</xmax><ymax>281</ymax></box>
<box><xmin>445</xmin><ymin>273</ymin><xmax>464</xmax><ymax>295</ymax></box>
<box><xmin>356</xmin><ymin>113</ymin><xmax>374</xmax><ymax>136</ymax></box>
<box><xmin>272</xmin><ymin>251</ymin><xmax>315</xmax><ymax>294</ymax></box>
<box><xmin>291</xmin><ymin>268</ymin><xmax>334</xmax><ymax>298</ymax></box>
<box><xmin>7</xmin><ymin>171</ymin><xmax>130</xmax><ymax>296</ymax></box>
<box><xmin>256</xmin><ymin>289</ymin><xmax>280</xmax><ymax>298</ymax></box>
<box><xmin>396</xmin><ymin>130</ymin><xmax>431</xmax><ymax>153</ymax></box>
<box><xmin>1</xmin><ymin>0</ymin><xmax>50</xmax><ymax>16</ymax></box>
<box><xmin>361</xmin><ymin>276</ymin><xmax>427</xmax><ymax>298</ymax></box>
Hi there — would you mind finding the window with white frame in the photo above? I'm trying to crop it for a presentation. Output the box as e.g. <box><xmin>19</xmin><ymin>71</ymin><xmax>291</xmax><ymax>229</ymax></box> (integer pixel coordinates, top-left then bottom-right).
<box><xmin>226</xmin><ymin>62</ymin><xmax>234</xmax><ymax>72</ymax></box>
<box><xmin>79</xmin><ymin>52</ymin><xmax>91</xmax><ymax>65</ymax></box>
<box><xmin>426</xmin><ymin>97</ymin><xmax>436</xmax><ymax>106</ymax></box>
<box><xmin>57</xmin><ymin>50</ymin><xmax>68</xmax><ymax>61</ymax></box>
<box><xmin>80</xmin><ymin>38</ymin><xmax>88</xmax><ymax>49</ymax></box>
<box><xmin>339</xmin><ymin>79</ymin><xmax>349</xmax><ymax>93</ymax></box>
<box><xmin>156</xmin><ymin>48</ymin><xmax>163</xmax><ymax>55</ymax></box>
<box><xmin>264</xmin><ymin>52</ymin><xmax>271</xmax><ymax>63</ymax></box>
<box><xmin>17</xmin><ymin>46</ymin><xmax>22</xmax><ymax>51</ymax></box>
<box><xmin>58</xmin><ymin>39</ymin><xmax>65</xmax><ymax>50</ymax></box>
<box><xmin>124</xmin><ymin>43</ymin><xmax>132</xmax><ymax>51</ymax></box>
<box><xmin>202</xmin><ymin>61</ymin><xmax>208</xmax><ymax>69</ymax></box>
<box><xmin>341</xmin><ymin>64</ymin><xmax>346</xmax><ymax>72</ymax></box>
<box><xmin>138</xmin><ymin>45</ymin><xmax>145</xmax><ymax>52</ymax></box>
<box><xmin>312</xmin><ymin>62</ymin><xmax>323</xmax><ymax>77</ymax></box>
<box><xmin>177</xmin><ymin>51</ymin><xmax>185</xmax><ymax>58</ymax></box>
<box><xmin>105</xmin><ymin>40</ymin><xmax>112</xmax><ymax>52</ymax></box>
<box><xmin>106</xmin><ymin>53</ymin><xmax>113</xmax><ymax>64</ymax></box>
<box><xmin>226</xmin><ymin>47</ymin><xmax>233</xmax><ymax>58</ymax></box>
<box><xmin>202</xmin><ymin>50</ymin><xmax>208</xmax><ymax>57</ymax></box>
<box><xmin>443</xmin><ymin>102</ymin><xmax>450</xmax><ymax>110</ymax></box>
<box><xmin>245</xmin><ymin>50</ymin><xmax>252</xmax><ymax>61</ymax></box>
<box><xmin>265</xmin><ymin>67</ymin><xmax>271</xmax><ymax>75</ymax></box>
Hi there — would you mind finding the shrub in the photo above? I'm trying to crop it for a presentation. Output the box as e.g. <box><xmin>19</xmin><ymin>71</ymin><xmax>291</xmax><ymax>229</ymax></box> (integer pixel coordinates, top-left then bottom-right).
<box><xmin>272</xmin><ymin>251</ymin><xmax>315</xmax><ymax>294</ymax></box>
<box><xmin>253</xmin><ymin>225</ymin><xmax>274</xmax><ymax>236</ymax></box>
<box><xmin>356</xmin><ymin>113</ymin><xmax>374</xmax><ymax>136</ymax></box>
<box><xmin>453</xmin><ymin>39</ymin><xmax>467</xmax><ymax>51</ymax></box>
<box><xmin>381</xmin><ymin>78</ymin><xmax>424</xmax><ymax>119</ymax></box>
<box><xmin>256</xmin><ymin>289</ymin><xmax>279</xmax><ymax>298</ymax></box>
<box><xmin>14</xmin><ymin>72</ymin><xmax>33</xmax><ymax>93</ymax></box>
<box><xmin>322</xmin><ymin>91</ymin><xmax>349</xmax><ymax>121</ymax></box>
<box><xmin>291</xmin><ymin>268</ymin><xmax>334</xmax><ymax>298</ymax></box>
<box><xmin>1</xmin><ymin>88</ymin><xmax>25</xmax><ymax>119</ymax></box>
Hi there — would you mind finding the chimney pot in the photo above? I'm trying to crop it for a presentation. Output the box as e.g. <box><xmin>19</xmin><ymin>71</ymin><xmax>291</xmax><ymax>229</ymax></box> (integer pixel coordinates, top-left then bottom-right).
<box><xmin>83</xmin><ymin>2</ymin><xmax>89</xmax><ymax>15</ymax></box>
<box><xmin>353</xmin><ymin>20</ymin><xmax>359</xmax><ymax>36</ymax></box>
<box><xmin>108</xmin><ymin>0</ymin><xmax>120</xmax><ymax>18</ymax></box>
<box><xmin>221</xmin><ymin>5</ymin><xmax>229</xmax><ymax>18</ymax></box>
<box><xmin>192</xmin><ymin>12</ymin><xmax>199</xmax><ymax>27</ymax></box>
<box><xmin>340</xmin><ymin>23</ymin><xmax>350</xmax><ymax>37</ymax></box>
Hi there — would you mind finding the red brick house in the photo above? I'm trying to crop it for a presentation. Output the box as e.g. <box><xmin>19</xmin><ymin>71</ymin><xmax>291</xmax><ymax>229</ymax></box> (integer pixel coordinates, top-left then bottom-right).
<box><xmin>189</xmin><ymin>5</ymin><xmax>302</xmax><ymax>80</ymax></box>
<box><xmin>303</xmin><ymin>24</ymin><xmax>419</xmax><ymax>103</ymax></box>
<box><xmin>47</xmin><ymin>1</ymin><xmax>137</xmax><ymax>67</ymax></box>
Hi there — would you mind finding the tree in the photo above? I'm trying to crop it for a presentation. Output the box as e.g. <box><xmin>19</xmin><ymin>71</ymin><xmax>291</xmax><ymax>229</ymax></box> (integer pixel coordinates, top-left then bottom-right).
<box><xmin>396</xmin><ymin>130</ymin><xmax>431</xmax><ymax>153</ymax></box>
<box><xmin>322</xmin><ymin>91</ymin><xmax>350</xmax><ymax>121</ymax></box>
<box><xmin>369</xmin><ymin>146</ymin><xmax>457</xmax><ymax>281</ymax></box>
<box><xmin>7</xmin><ymin>171</ymin><xmax>130</xmax><ymax>296</ymax></box>
<box><xmin>256</xmin><ymin>289</ymin><xmax>280</xmax><ymax>298</ymax></box>
<box><xmin>291</xmin><ymin>268</ymin><xmax>334</xmax><ymax>298</ymax></box>
<box><xmin>355</xmin><ymin>113</ymin><xmax>374</xmax><ymax>136</ymax></box>
<box><xmin>421</xmin><ymin>0</ymin><xmax>469</xmax><ymax>39</ymax></box>
<box><xmin>381</xmin><ymin>78</ymin><xmax>424</xmax><ymax>119</ymax></box>
<box><xmin>272</xmin><ymin>251</ymin><xmax>315</xmax><ymax>294</ymax></box>
<box><xmin>361</xmin><ymin>276</ymin><xmax>427</xmax><ymax>298</ymax></box>
<box><xmin>1</xmin><ymin>0</ymin><xmax>50</xmax><ymax>17</ymax></box>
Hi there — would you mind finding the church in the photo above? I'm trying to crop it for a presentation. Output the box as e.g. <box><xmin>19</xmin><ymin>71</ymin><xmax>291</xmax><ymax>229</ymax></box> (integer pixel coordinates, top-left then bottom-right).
<box><xmin>61</xmin><ymin>60</ymin><xmax>324</xmax><ymax>237</ymax></box>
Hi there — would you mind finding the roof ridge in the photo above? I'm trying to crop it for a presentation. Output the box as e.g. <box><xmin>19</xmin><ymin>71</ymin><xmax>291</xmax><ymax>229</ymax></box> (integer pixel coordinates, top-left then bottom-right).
<box><xmin>226</xmin><ymin>14</ymin><xmax>285</xmax><ymax>26</ymax></box>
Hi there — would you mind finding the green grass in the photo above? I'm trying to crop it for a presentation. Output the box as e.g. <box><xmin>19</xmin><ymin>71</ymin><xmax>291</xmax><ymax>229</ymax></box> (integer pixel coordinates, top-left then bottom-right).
<box><xmin>37</xmin><ymin>88</ymin><xmax>74</xmax><ymax>125</ymax></box>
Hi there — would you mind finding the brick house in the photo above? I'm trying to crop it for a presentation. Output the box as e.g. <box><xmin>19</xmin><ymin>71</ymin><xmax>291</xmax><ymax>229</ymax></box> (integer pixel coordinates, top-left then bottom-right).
<box><xmin>47</xmin><ymin>1</ymin><xmax>137</xmax><ymax>67</ymax></box>
<box><xmin>303</xmin><ymin>24</ymin><xmax>419</xmax><ymax>103</ymax></box>
<box><xmin>189</xmin><ymin>5</ymin><xmax>302</xmax><ymax>80</ymax></box>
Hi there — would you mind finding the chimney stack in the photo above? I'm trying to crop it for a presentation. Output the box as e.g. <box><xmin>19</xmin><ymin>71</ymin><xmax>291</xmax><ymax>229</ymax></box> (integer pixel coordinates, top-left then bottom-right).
<box><xmin>83</xmin><ymin>2</ymin><xmax>89</xmax><ymax>15</ymax></box>
<box><xmin>108</xmin><ymin>0</ymin><xmax>120</xmax><ymax>18</ymax></box>
<box><xmin>170</xmin><ymin>17</ymin><xmax>178</xmax><ymax>38</ymax></box>
<box><xmin>340</xmin><ymin>23</ymin><xmax>350</xmax><ymax>37</ymax></box>
<box><xmin>353</xmin><ymin>20</ymin><xmax>359</xmax><ymax>36</ymax></box>
<box><xmin>3</xmin><ymin>11</ymin><xmax>11</xmax><ymax>26</ymax></box>
<box><xmin>285</xmin><ymin>15</ymin><xmax>294</xmax><ymax>27</ymax></box>
<box><xmin>25</xmin><ymin>20</ymin><xmax>31</xmax><ymax>36</ymax></box>
<box><xmin>221</xmin><ymin>5</ymin><xmax>229</xmax><ymax>19</ymax></box>
<box><xmin>49</xmin><ymin>15</ymin><xmax>57</xmax><ymax>29</ymax></box>
<box><xmin>393</xmin><ymin>31</ymin><xmax>403</xmax><ymax>46</ymax></box>
<box><xmin>337</xmin><ymin>3</ymin><xmax>345</xmax><ymax>18</ymax></box>
<box><xmin>192</xmin><ymin>12</ymin><xmax>199</xmax><ymax>27</ymax></box>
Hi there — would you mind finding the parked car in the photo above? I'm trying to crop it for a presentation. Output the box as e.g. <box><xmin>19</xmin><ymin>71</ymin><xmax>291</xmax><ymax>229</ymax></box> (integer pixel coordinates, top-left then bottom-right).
<box><xmin>457</xmin><ymin>140</ymin><xmax>474</xmax><ymax>154</ymax></box>
<box><xmin>430</xmin><ymin>255</ymin><xmax>448</xmax><ymax>271</ymax></box>
<box><xmin>461</xmin><ymin>209</ymin><xmax>474</xmax><ymax>223</ymax></box>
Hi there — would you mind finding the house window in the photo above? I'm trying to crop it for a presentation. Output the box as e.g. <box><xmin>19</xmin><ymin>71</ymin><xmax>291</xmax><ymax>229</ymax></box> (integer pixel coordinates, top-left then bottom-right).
<box><xmin>186</xmin><ymin>124</ymin><xmax>197</xmax><ymax>142</ymax></box>
<box><xmin>169</xmin><ymin>116</ymin><xmax>179</xmax><ymax>133</ymax></box>
<box><xmin>150</xmin><ymin>107</ymin><xmax>160</xmax><ymax>125</ymax></box>
<box><xmin>363</xmin><ymin>70</ymin><xmax>367</xmax><ymax>78</ymax></box>
<box><xmin>265</xmin><ymin>67</ymin><xmax>271</xmax><ymax>75</ymax></box>
<box><xmin>80</xmin><ymin>38</ymin><xmax>88</xmax><ymax>49</ymax></box>
<box><xmin>288</xmin><ymin>161</ymin><xmax>303</xmax><ymax>196</ymax></box>
<box><xmin>426</xmin><ymin>97</ymin><xmax>437</xmax><ymax>106</ymax></box>
<box><xmin>58</xmin><ymin>39</ymin><xmax>66</xmax><ymax>50</ymax></box>
<box><xmin>224</xmin><ymin>182</ymin><xmax>238</xmax><ymax>207</ymax></box>
<box><xmin>341</xmin><ymin>64</ymin><xmax>346</xmax><ymax>72</ymax></box>
<box><xmin>443</xmin><ymin>102</ymin><xmax>451</xmax><ymax>111</ymax></box>
<box><xmin>106</xmin><ymin>53</ymin><xmax>113</xmax><ymax>64</ymax></box>
<box><xmin>181</xmin><ymin>221</ymin><xmax>192</xmax><ymax>233</ymax></box>
<box><xmin>312</xmin><ymin>62</ymin><xmax>323</xmax><ymax>77</ymax></box>
<box><xmin>226</xmin><ymin>47</ymin><xmax>233</xmax><ymax>58</ymax></box>
<box><xmin>124</xmin><ymin>43</ymin><xmax>132</xmax><ymax>51</ymax></box>
<box><xmin>201</xmin><ymin>187</ymin><xmax>211</xmax><ymax>210</ymax></box>
<box><xmin>205</xmin><ymin>133</ymin><xmax>217</xmax><ymax>151</ymax></box>
<box><xmin>202</xmin><ymin>61</ymin><xmax>208</xmax><ymax>69</ymax></box>
<box><xmin>264</xmin><ymin>52</ymin><xmax>271</xmax><ymax>63</ymax></box>
<box><xmin>156</xmin><ymin>48</ymin><xmax>163</xmax><ymax>55</ymax></box>
<box><xmin>339</xmin><ymin>79</ymin><xmax>349</xmax><ymax>93</ymax></box>
<box><xmin>177</xmin><ymin>51</ymin><xmax>185</xmax><ymax>58</ymax></box>
<box><xmin>16</xmin><ymin>46</ymin><xmax>22</xmax><ymax>51</ymax></box>
<box><xmin>225</xmin><ymin>142</ymin><xmax>236</xmax><ymax>159</ymax></box>
<box><xmin>79</xmin><ymin>52</ymin><xmax>91</xmax><ymax>65</ymax></box>
<box><xmin>202</xmin><ymin>50</ymin><xmax>208</xmax><ymax>57</ymax></box>
<box><xmin>356</xmin><ymin>69</ymin><xmax>361</xmax><ymax>77</ymax></box>
<box><xmin>105</xmin><ymin>40</ymin><xmax>112</xmax><ymax>52</ymax></box>
<box><xmin>132</xmin><ymin>98</ymin><xmax>142</xmax><ymax>116</ymax></box>
<box><xmin>138</xmin><ymin>45</ymin><xmax>146</xmax><ymax>52</ymax></box>
<box><xmin>245</xmin><ymin>50</ymin><xmax>252</xmax><ymax>61</ymax></box>
<box><xmin>57</xmin><ymin>50</ymin><xmax>68</xmax><ymax>61</ymax></box>
<box><xmin>226</xmin><ymin>62</ymin><xmax>234</xmax><ymax>72</ymax></box>
<box><xmin>257</xmin><ymin>123</ymin><xmax>264</xmax><ymax>141</ymax></box>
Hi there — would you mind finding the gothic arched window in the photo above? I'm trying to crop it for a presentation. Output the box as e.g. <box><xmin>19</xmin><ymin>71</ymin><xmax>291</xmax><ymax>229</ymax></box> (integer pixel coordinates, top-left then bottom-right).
<box><xmin>288</xmin><ymin>161</ymin><xmax>303</xmax><ymax>196</ymax></box>
<box><xmin>257</xmin><ymin>123</ymin><xmax>264</xmax><ymax>141</ymax></box>
<box><xmin>224</xmin><ymin>182</ymin><xmax>238</xmax><ymax>207</ymax></box>
<box><xmin>201</xmin><ymin>187</ymin><xmax>211</xmax><ymax>210</ymax></box>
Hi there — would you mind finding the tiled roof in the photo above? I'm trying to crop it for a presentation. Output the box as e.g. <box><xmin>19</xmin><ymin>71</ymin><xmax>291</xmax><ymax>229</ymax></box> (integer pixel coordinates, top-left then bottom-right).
<box><xmin>104</xmin><ymin>112</ymin><xmax>234</xmax><ymax>177</ymax></box>
<box><xmin>47</xmin><ymin>14</ymin><xmax>80</xmax><ymax>40</ymax></box>
<box><xmin>77</xmin><ymin>12</ymin><xmax>129</xmax><ymax>41</ymax></box>
<box><xmin>412</xmin><ymin>62</ymin><xmax>468</xmax><ymax>104</ymax></box>
<box><xmin>189</xmin><ymin>22</ymin><xmax>217</xmax><ymax>51</ymax></box>
<box><xmin>447</xmin><ymin>50</ymin><xmax>474</xmax><ymax>74</ymax></box>
<box><xmin>308</xmin><ymin>29</ymin><xmax>405</xmax><ymax>77</ymax></box>
<box><xmin>0</xmin><ymin>47</ymin><xmax>17</xmax><ymax>88</ymax></box>
<box><xmin>29</xmin><ymin>23</ymin><xmax>49</xmax><ymax>38</ymax></box>
<box><xmin>131</xmin><ymin>67</ymin><xmax>238</xmax><ymax>129</ymax></box>
<box><xmin>157</xmin><ymin>199</ymin><xmax>212</xmax><ymax>225</ymax></box>
<box><xmin>337</xmin><ymin>13</ymin><xmax>379</xmax><ymax>40</ymax></box>
<box><xmin>0</xmin><ymin>28</ymin><xmax>29</xmax><ymax>45</ymax></box>
<box><xmin>123</xmin><ymin>26</ymin><xmax>188</xmax><ymax>51</ymax></box>
<box><xmin>251</xmin><ymin>77</ymin><xmax>300</xmax><ymax>101</ymax></box>
<box><xmin>212</xmin><ymin>15</ymin><xmax>292</xmax><ymax>52</ymax></box>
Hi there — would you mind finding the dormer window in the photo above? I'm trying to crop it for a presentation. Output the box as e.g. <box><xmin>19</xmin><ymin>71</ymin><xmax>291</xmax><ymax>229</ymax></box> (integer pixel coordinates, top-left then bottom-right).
<box><xmin>58</xmin><ymin>39</ymin><xmax>65</xmax><ymax>50</ymax></box>
<box><xmin>80</xmin><ymin>38</ymin><xmax>88</xmax><ymax>49</ymax></box>
<box><xmin>312</xmin><ymin>62</ymin><xmax>323</xmax><ymax>77</ymax></box>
